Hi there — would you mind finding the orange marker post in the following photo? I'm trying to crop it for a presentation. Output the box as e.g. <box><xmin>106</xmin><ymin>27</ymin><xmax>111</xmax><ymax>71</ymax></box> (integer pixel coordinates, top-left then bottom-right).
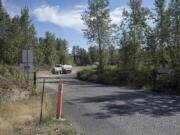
<box><xmin>56</xmin><ymin>79</ymin><xmax>64</xmax><ymax>119</ymax></box>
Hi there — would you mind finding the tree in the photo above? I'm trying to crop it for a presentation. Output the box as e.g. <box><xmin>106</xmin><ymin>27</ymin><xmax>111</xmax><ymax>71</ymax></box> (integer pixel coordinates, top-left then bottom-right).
<box><xmin>144</xmin><ymin>29</ymin><xmax>159</xmax><ymax>70</ymax></box>
<box><xmin>42</xmin><ymin>32</ymin><xmax>57</xmax><ymax>65</ymax></box>
<box><xmin>56</xmin><ymin>39</ymin><xmax>69</xmax><ymax>64</ymax></box>
<box><xmin>114</xmin><ymin>0</ymin><xmax>148</xmax><ymax>70</ymax></box>
<box><xmin>3</xmin><ymin>7</ymin><xmax>37</xmax><ymax>64</ymax></box>
<box><xmin>127</xmin><ymin>0</ymin><xmax>149</xmax><ymax>70</ymax></box>
<box><xmin>0</xmin><ymin>0</ymin><xmax>11</xmax><ymax>63</ymax></box>
<box><xmin>72</xmin><ymin>46</ymin><xmax>77</xmax><ymax>64</ymax></box>
<box><xmin>88</xmin><ymin>46</ymin><xmax>99</xmax><ymax>64</ymax></box>
<box><xmin>108</xmin><ymin>45</ymin><xmax>118</xmax><ymax>65</ymax></box>
<box><xmin>82</xmin><ymin>0</ymin><xmax>111</xmax><ymax>70</ymax></box>
<box><xmin>34</xmin><ymin>38</ymin><xmax>44</xmax><ymax>67</ymax></box>
<box><xmin>0</xmin><ymin>2</ymin><xmax>72</xmax><ymax>67</ymax></box>
<box><xmin>168</xmin><ymin>0</ymin><xmax>180</xmax><ymax>68</ymax></box>
<box><xmin>72</xmin><ymin>45</ymin><xmax>91</xmax><ymax>66</ymax></box>
<box><xmin>154</xmin><ymin>0</ymin><xmax>169</xmax><ymax>61</ymax></box>
<box><xmin>72</xmin><ymin>45</ymin><xmax>80</xmax><ymax>65</ymax></box>
<box><xmin>119</xmin><ymin>31</ymin><xmax>132</xmax><ymax>70</ymax></box>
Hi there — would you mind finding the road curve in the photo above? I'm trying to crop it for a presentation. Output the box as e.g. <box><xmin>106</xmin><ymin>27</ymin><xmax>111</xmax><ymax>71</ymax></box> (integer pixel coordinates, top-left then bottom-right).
<box><xmin>37</xmin><ymin>71</ymin><xmax>180</xmax><ymax>135</ymax></box>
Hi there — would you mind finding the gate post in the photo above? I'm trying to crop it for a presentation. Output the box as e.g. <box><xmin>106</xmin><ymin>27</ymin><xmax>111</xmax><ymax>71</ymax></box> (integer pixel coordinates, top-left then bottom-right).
<box><xmin>56</xmin><ymin>79</ymin><xmax>64</xmax><ymax>119</ymax></box>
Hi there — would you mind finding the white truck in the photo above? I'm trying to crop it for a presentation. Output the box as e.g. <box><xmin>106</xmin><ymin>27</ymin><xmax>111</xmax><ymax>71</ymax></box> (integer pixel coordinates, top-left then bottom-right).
<box><xmin>51</xmin><ymin>64</ymin><xmax>72</xmax><ymax>74</ymax></box>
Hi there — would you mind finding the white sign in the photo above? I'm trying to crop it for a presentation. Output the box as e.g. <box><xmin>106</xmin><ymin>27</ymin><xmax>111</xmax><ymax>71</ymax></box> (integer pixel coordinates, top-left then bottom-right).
<box><xmin>158</xmin><ymin>63</ymin><xmax>169</xmax><ymax>74</ymax></box>
<box><xmin>20</xmin><ymin>63</ymin><xmax>34</xmax><ymax>72</ymax></box>
<box><xmin>22</xmin><ymin>50</ymin><xmax>33</xmax><ymax>63</ymax></box>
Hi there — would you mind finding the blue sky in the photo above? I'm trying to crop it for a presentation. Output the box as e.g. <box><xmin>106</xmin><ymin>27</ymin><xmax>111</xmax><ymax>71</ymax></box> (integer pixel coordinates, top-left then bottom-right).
<box><xmin>3</xmin><ymin>0</ymin><xmax>160</xmax><ymax>51</ymax></box>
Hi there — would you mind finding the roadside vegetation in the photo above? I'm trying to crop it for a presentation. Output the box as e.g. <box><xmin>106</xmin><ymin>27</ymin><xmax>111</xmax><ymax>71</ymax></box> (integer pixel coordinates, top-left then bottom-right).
<box><xmin>0</xmin><ymin>1</ymin><xmax>77</xmax><ymax>134</ymax></box>
<box><xmin>77</xmin><ymin>0</ymin><xmax>180</xmax><ymax>94</ymax></box>
<box><xmin>0</xmin><ymin>93</ymin><xmax>76</xmax><ymax>135</ymax></box>
<box><xmin>78</xmin><ymin>67</ymin><xmax>180</xmax><ymax>94</ymax></box>
<box><xmin>0</xmin><ymin>64</ymin><xmax>76</xmax><ymax>135</ymax></box>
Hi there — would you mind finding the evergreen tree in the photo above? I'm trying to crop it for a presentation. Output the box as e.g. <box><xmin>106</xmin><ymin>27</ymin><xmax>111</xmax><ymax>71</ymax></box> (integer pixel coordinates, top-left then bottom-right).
<box><xmin>42</xmin><ymin>32</ymin><xmax>57</xmax><ymax>65</ymax></box>
<box><xmin>88</xmin><ymin>46</ymin><xmax>99</xmax><ymax>64</ymax></box>
<box><xmin>56</xmin><ymin>39</ymin><xmax>69</xmax><ymax>64</ymax></box>
<box><xmin>0</xmin><ymin>0</ymin><xmax>11</xmax><ymax>63</ymax></box>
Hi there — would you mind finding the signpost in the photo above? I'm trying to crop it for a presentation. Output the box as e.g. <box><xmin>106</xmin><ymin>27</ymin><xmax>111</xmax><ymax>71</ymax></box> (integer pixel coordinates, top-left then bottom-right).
<box><xmin>22</xmin><ymin>50</ymin><xmax>33</xmax><ymax>63</ymax></box>
<box><xmin>20</xmin><ymin>63</ymin><xmax>34</xmax><ymax>73</ymax></box>
<box><xmin>20</xmin><ymin>49</ymin><xmax>35</xmax><ymax>83</ymax></box>
<box><xmin>158</xmin><ymin>60</ymin><xmax>169</xmax><ymax>74</ymax></box>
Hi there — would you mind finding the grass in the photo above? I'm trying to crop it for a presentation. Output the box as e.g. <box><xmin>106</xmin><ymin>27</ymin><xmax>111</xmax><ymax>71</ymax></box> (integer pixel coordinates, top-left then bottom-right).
<box><xmin>0</xmin><ymin>94</ymin><xmax>77</xmax><ymax>135</ymax></box>
<box><xmin>0</xmin><ymin>64</ymin><xmax>30</xmax><ymax>91</ymax></box>
<box><xmin>0</xmin><ymin>95</ymin><xmax>52</xmax><ymax>135</ymax></box>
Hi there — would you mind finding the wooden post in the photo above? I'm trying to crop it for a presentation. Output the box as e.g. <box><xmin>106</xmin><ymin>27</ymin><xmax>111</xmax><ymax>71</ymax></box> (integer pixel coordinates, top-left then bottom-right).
<box><xmin>56</xmin><ymin>79</ymin><xmax>64</xmax><ymax>119</ymax></box>
<box><xmin>34</xmin><ymin>72</ymin><xmax>36</xmax><ymax>87</ymax></box>
<box><xmin>152</xmin><ymin>70</ymin><xmax>157</xmax><ymax>90</ymax></box>
<box><xmin>39</xmin><ymin>79</ymin><xmax>45</xmax><ymax>124</ymax></box>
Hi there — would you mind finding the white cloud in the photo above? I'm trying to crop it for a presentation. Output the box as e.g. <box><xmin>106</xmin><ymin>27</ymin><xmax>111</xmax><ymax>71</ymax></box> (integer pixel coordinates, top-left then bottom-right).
<box><xmin>74</xmin><ymin>4</ymin><xmax>87</xmax><ymax>10</ymax></box>
<box><xmin>33</xmin><ymin>4</ymin><xmax>126</xmax><ymax>32</ymax></box>
<box><xmin>33</xmin><ymin>4</ymin><xmax>86</xmax><ymax>32</ymax></box>
<box><xmin>110</xmin><ymin>7</ymin><xmax>125</xmax><ymax>24</ymax></box>
<box><xmin>2</xmin><ymin>0</ymin><xmax>6</xmax><ymax>5</ymax></box>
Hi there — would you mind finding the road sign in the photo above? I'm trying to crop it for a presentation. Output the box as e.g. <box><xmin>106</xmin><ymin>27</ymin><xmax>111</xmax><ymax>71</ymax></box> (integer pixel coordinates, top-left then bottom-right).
<box><xmin>158</xmin><ymin>60</ymin><xmax>169</xmax><ymax>74</ymax></box>
<box><xmin>20</xmin><ymin>63</ymin><xmax>34</xmax><ymax>72</ymax></box>
<box><xmin>22</xmin><ymin>50</ymin><xmax>33</xmax><ymax>63</ymax></box>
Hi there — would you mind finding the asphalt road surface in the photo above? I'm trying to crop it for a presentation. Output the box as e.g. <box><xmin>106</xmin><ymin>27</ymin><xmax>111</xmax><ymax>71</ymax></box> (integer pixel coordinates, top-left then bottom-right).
<box><xmin>37</xmin><ymin>69</ymin><xmax>180</xmax><ymax>135</ymax></box>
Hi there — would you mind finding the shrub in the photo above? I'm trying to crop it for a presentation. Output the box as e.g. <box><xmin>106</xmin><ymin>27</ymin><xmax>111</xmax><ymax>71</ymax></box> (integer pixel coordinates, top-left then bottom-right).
<box><xmin>78</xmin><ymin>67</ymin><xmax>180</xmax><ymax>94</ymax></box>
<box><xmin>77</xmin><ymin>68</ymin><xmax>151</xmax><ymax>88</ymax></box>
<box><xmin>0</xmin><ymin>64</ymin><xmax>29</xmax><ymax>90</ymax></box>
<box><xmin>127</xmin><ymin>70</ymin><xmax>151</xmax><ymax>89</ymax></box>
<box><xmin>155</xmin><ymin>72</ymin><xmax>180</xmax><ymax>94</ymax></box>
<box><xmin>77</xmin><ymin>68</ymin><xmax>95</xmax><ymax>80</ymax></box>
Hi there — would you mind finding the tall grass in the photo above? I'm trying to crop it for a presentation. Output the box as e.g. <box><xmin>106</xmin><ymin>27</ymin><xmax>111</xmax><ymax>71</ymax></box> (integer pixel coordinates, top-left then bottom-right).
<box><xmin>0</xmin><ymin>64</ymin><xmax>29</xmax><ymax>89</ymax></box>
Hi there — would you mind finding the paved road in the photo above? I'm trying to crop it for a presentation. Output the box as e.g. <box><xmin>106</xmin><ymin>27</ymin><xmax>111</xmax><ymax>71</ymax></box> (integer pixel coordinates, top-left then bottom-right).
<box><xmin>37</xmin><ymin>70</ymin><xmax>180</xmax><ymax>135</ymax></box>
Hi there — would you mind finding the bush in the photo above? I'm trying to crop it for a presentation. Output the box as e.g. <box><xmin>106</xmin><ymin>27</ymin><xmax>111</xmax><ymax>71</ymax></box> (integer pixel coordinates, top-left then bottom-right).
<box><xmin>155</xmin><ymin>72</ymin><xmax>180</xmax><ymax>94</ymax></box>
<box><xmin>127</xmin><ymin>70</ymin><xmax>151</xmax><ymax>89</ymax></box>
<box><xmin>78</xmin><ymin>67</ymin><xmax>180</xmax><ymax>94</ymax></box>
<box><xmin>0</xmin><ymin>64</ymin><xmax>29</xmax><ymax>90</ymax></box>
<box><xmin>77</xmin><ymin>68</ymin><xmax>151</xmax><ymax>88</ymax></box>
<box><xmin>77</xmin><ymin>68</ymin><xmax>96</xmax><ymax>80</ymax></box>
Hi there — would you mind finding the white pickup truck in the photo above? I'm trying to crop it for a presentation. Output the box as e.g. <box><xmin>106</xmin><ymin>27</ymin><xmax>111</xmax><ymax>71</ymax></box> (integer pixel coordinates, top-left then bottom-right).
<box><xmin>51</xmin><ymin>64</ymin><xmax>72</xmax><ymax>74</ymax></box>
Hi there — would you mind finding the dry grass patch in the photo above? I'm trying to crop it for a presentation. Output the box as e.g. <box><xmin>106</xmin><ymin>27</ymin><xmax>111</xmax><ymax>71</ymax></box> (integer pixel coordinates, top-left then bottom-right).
<box><xmin>0</xmin><ymin>95</ymin><xmax>52</xmax><ymax>135</ymax></box>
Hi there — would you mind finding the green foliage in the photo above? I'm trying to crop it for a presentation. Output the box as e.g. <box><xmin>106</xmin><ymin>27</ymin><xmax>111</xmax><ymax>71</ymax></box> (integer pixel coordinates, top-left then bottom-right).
<box><xmin>155</xmin><ymin>71</ymin><xmax>180</xmax><ymax>94</ymax></box>
<box><xmin>0</xmin><ymin>4</ymin><xmax>72</xmax><ymax>66</ymax></box>
<box><xmin>0</xmin><ymin>64</ymin><xmax>28</xmax><ymax>89</ymax></box>
<box><xmin>72</xmin><ymin>45</ymin><xmax>91</xmax><ymax>66</ymax></box>
<box><xmin>78</xmin><ymin>66</ymin><xmax>180</xmax><ymax>93</ymax></box>
<box><xmin>78</xmin><ymin>68</ymin><xmax>151</xmax><ymax>89</ymax></box>
<box><xmin>82</xmin><ymin>0</ymin><xmax>111</xmax><ymax>70</ymax></box>
<box><xmin>77</xmin><ymin>68</ymin><xmax>96</xmax><ymax>80</ymax></box>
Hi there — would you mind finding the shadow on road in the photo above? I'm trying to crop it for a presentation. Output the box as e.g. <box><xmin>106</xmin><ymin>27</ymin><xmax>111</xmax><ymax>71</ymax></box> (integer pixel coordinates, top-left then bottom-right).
<box><xmin>74</xmin><ymin>91</ymin><xmax>180</xmax><ymax>118</ymax></box>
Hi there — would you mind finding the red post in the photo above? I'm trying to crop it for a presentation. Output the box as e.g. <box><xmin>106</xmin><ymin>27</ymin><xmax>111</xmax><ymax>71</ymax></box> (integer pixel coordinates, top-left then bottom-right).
<box><xmin>56</xmin><ymin>79</ymin><xmax>64</xmax><ymax>119</ymax></box>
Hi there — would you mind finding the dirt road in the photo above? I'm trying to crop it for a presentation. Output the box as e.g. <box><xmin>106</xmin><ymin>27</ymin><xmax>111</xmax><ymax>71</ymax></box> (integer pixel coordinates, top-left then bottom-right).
<box><xmin>37</xmin><ymin>68</ymin><xmax>180</xmax><ymax>135</ymax></box>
